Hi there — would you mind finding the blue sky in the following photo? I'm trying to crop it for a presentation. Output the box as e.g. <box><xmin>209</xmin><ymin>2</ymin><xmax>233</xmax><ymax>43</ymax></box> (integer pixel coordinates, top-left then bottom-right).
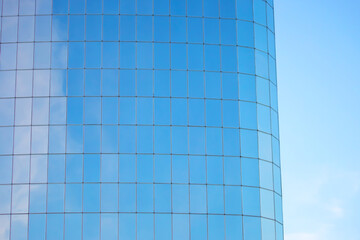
<box><xmin>275</xmin><ymin>0</ymin><xmax>360</xmax><ymax>239</ymax></box>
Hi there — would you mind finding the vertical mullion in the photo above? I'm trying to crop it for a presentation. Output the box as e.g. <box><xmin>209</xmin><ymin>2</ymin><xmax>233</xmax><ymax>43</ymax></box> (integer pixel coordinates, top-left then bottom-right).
<box><xmin>63</xmin><ymin>0</ymin><xmax>71</xmax><ymax>239</ymax></box>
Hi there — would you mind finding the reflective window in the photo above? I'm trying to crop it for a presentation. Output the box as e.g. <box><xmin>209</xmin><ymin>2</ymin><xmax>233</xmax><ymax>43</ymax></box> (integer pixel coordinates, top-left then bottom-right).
<box><xmin>1</xmin><ymin>0</ymin><xmax>283</xmax><ymax>239</ymax></box>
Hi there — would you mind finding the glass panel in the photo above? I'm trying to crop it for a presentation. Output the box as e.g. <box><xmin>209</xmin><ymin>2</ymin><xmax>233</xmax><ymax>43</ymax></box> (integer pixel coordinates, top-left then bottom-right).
<box><xmin>226</xmin><ymin>215</ymin><xmax>243</xmax><ymax>240</ymax></box>
<box><xmin>224</xmin><ymin>157</ymin><xmax>241</xmax><ymax>185</ymax></box>
<box><xmin>223</xmin><ymin>100</ymin><xmax>239</xmax><ymax>127</ymax></box>
<box><xmin>208</xmin><ymin>215</ymin><xmax>225</xmax><ymax>240</ymax></box>
<box><xmin>101</xmin><ymin>184</ymin><xmax>118</xmax><ymax>212</ymax></box>
<box><xmin>205</xmin><ymin>18</ymin><xmax>219</xmax><ymax>44</ymax></box>
<box><xmin>242</xmin><ymin>158</ymin><xmax>260</xmax><ymax>187</ymax></box>
<box><xmin>155</xmin><ymin>214</ymin><xmax>171</xmax><ymax>240</ymax></box>
<box><xmin>154</xmin><ymin>184</ymin><xmax>171</xmax><ymax>212</ymax></box>
<box><xmin>154</xmin><ymin>155</ymin><xmax>171</xmax><ymax>183</ymax></box>
<box><xmin>204</xmin><ymin>0</ymin><xmax>219</xmax><ymax>17</ymax></box>
<box><xmin>47</xmin><ymin>128</ymin><xmax>64</xmax><ymax>154</ymax></box>
<box><xmin>172</xmin><ymin>185</ymin><xmax>189</xmax><ymax>213</ymax></box>
<box><xmin>101</xmin><ymin>214</ymin><xmax>118</xmax><ymax>240</ymax></box>
<box><xmin>240</xmin><ymin>129</ymin><xmax>258</xmax><ymax>158</ymax></box>
<box><xmin>2</xmin><ymin>17</ymin><xmax>18</xmax><ymax>42</ymax></box>
<box><xmin>208</xmin><ymin>185</ymin><xmax>224</xmax><ymax>214</ymax></box>
<box><xmin>188</xmin><ymin>18</ymin><xmax>203</xmax><ymax>43</ymax></box>
<box><xmin>236</xmin><ymin>0</ymin><xmax>253</xmax><ymax>21</ymax></box>
<box><xmin>119</xmin><ymin>184</ymin><xmax>136</xmax><ymax>212</ymax></box>
<box><xmin>137</xmin><ymin>214</ymin><xmax>154</xmax><ymax>240</ymax></box>
<box><xmin>243</xmin><ymin>216</ymin><xmax>261</xmax><ymax>240</ymax></box>
<box><xmin>242</xmin><ymin>187</ymin><xmax>260</xmax><ymax>216</ymax></box>
<box><xmin>190</xmin><ymin>215</ymin><xmax>207</xmax><ymax>240</ymax></box>
<box><xmin>12</xmin><ymin>185</ymin><xmax>29</xmax><ymax>213</ymax></box>
<box><xmin>172</xmin><ymin>155</ymin><xmax>188</xmax><ymax>183</ymax></box>
<box><xmin>190</xmin><ymin>185</ymin><xmax>206</xmax><ymax>213</ymax></box>
<box><xmin>29</xmin><ymin>214</ymin><xmax>45</xmax><ymax>240</ymax></box>
<box><xmin>11</xmin><ymin>215</ymin><xmax>28</xmax><ymax>240</ymax></box>
<box><xmin>0</xmin><ymin>185</ymin><xmax>11</xmax><ymax>213</ymax></box>
<box><xmin>119</xmin><ymin>214</ymin><xmax>136</xmax><ymax>239</ymax></box>
<box><xmin>225</xmin><ymin>186</ymin><xmax>242</xmax><ymax>214</ymax></box>
<box><xmin>65</xmin><ymin>214</ymin><xmax>82</xmax><ymax>240</ymax></box>
<box><xmin>173</xmin><ymin>214</ymin><xmax>189</xmax><ymax>240</ymax></box>
<box><xmin>47</xmin><ymin>184</ymin><xmax>65</xmax><ymax>213</ymax></box>
<box><xmin>0</xmin><ymin>156</ymin><xmax>12</xmax><ymax>184</ymax></box>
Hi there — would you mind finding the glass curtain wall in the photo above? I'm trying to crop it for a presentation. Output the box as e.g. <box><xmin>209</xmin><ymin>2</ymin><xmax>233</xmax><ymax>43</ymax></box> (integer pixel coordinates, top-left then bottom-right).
<box><xmin>0</xmin><ymin>0</ymin><xmax>283</xmax><ymax>239</ymax></box>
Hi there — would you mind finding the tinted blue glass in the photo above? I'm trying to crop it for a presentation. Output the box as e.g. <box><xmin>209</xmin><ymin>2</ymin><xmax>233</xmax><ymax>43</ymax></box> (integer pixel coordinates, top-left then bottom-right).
<box><xmin>171</xmin><ymin>70</ymin><xmax>187</xmax><ymax>97</ymax></box>
<box><xmin>172</xmin><ymin>17</ymin><xmax>187</xmax><ymax>42</ymax></box>
<box><xmin>237</xmin><ymin>0</ymin><xmax>253</xmax><ymax>20</ymax></box>
<box><xmin>206</xmin><ymin>128</ymin><xmax>223</xmax><ymax>155</ymax></box>
<box><xmin>238</xmin><ymin>47</ymin><xmax>255</xmax><ymax>74</ymax></box>
<box><xmin>172</xmin><ymin>184</ymin><xmax>189</xmax><ymax>213</ymax></box>
<box><xmin>155</xmin><ymin>16</ymin><xmax>170</xmax><ymax>42</ymax></box>
<box><xmin>69</xmin><ymin>15</ymin><xmax>85</xmax><ymax>41</ymax></box>
<box><xmin>238</xmin><ymin>21</ymin><xmax>254</xmax><ymax>47</ymax></box>
<box><xmin>28</xmin><ymin>214</ymin><xmax>45</xmax><ymax>240</ymax></box>
<box><xmin>205</xmin><ymin>0</ymin><xmax>219</xmax><ymax>17</ymax></box>
<box><xmin>171</xmin><ymin>0</ymin><xmax>186</xmax><ymax>15</ymax></box>
<box><xmin>188</xmin><ymin>0</ymin><xmax>202</xmax><ymax>16</ymax></box>
<box><xmin>208</xmin><ymin>185</ymin><xmax>224</xmax><ymax>213</ymax></box>
<box><xmin>156</xmin><ymin>130</ymin><xmax>171</xmax><ymax>153</ymax></box>
<box><xmin>188</xmin><ymin>72</ymin><xmax>204</xmax><ymax>98</ymax></box>
<box><xmin>205</xmin><ymin>45</ymin><xmax>220</xmax><ymax>71</ymax></box>
<box><xmin>260</xmin><ymin>189</ymin><xmax>275</xmax><ymax>218</ymax></box>
<box><xmin>48</xmin><ymin>184</ymin><xmax>64</xmax><ymax>212</ymax></box>
<box><xmin>242</xmin><ymin>158</ymin><xmax>260</xmax><ymax>187</ymax></box>
<box><xmin>188</xmin><ymin>18</ymin><xmax>203</xmax><ymax>43</ymax></box>
<box><xmin>221</xmin><ymin>19</ymin><xmax>236</xmax><ymax>45</ymax></box>
<box><xmin>120</xmin><ymin>0</ymin><xmax>135</xmax><ymax>14</ymax></box>
<box><xmin>173</xmin><ymin>215</ymin><xmax>189</xmax><ymax>240</ymax></box>
<box><xmin>83</xmin><ymin>214</ymin><xmax>100</xmax><ymax>240</ymax></box>
<box><xmin>226</xmin><ymin>216</ymin><xmax>243</xmax><ymax>240</ymax></box>
<box><xmin>190</xmin><ymin>185</ymin><xmax>206</xmax><ymax>213</ymax></box>
<box><xmin>243</xmin><ymin>187</ymin><xmax>261</xmax><ymax>216</ymax></box>
<box><xmin>137</xmin><ymin>43</ymin><xmax>153</xmax><ymax>69</ymax></box>
<box><xmin>138</xmin><ymin>16</ymin><xmax>153</xmax><ymax>41</ymax></box>
<box><xmin>207</xmin><ymin>156</ymin><xmax>223</xmax><ymax>184</ymax></box>
<box><xmin>225</xmin><ymin>186</ymin><xmax>242</xmax><ymax>213</ymax></box>
<box><xmin>155</xmin><ymin>0</ymin><xmax>169</xmax><ymax>14</ymax></box>
<box><xmin>190</xmin><ymin>156</ymin><xmax>206</xmax><ymax>184</ymax></box>
<box><xmin>3</xmin><ymin>1</ymin><xmax>283</xmax><ymax>239</ymax></box>
<box><xmin>188</xmin><ymin>44</ymin><xmax>204</xmax><ymax>70</ymax></box>
<box><xmin>103</xmin><ymin>42</ymin><xmax>119</xmax><ymax>68</ymax></box>
<box><xmin>191</xmin><ymin>215</ymin><xmax>207</xmax><ymax>240</ymax></box>
<box><xmin>155</xmin><ymin>155</ymin><xmax>171</xmax><ymax>183</ymax></box>
<box><xmin>172</xmin><ymin>155</ymin><xmax>188</xmax><ymax>183</ymax></box>
<box><xmin>119</xmin><ymin>214</ymin><xmax>136</xmax><ymax>239</ymax></box>
<box><xmin>101</xmin><ymin>214</ymin><xmax>118</xmax><ymax>240</ymax></box>
<box><xmin>155</xmin><ymin>184</ymin><xmax>171</xmax><ymax>212</ymax></box>
<box><xmin>172</xmin><ymin>126</ymin><xmax>188</xmax><ymax>154</ymax></box>
<box><xmin>47</xmin><ymin>214</ymin><xmax>64</xmax><ymax>240</ymax></box>
<box><xmin>224</xmin><ymin>157</ymin><xmax>241</xmax><ymax>185</ymax></box>
<box><xmin>119</xmin><ymin>184</ymin><xmax>136</xmax><ymax>211</ymax></box>
<box><xmin>86</xmin><ymin>15</ymin><xmax>101</xmax><ymax>40</ymax></box>
<box><xmin>137</xmin><ymin>214</ymin><xmax>154</xmax><ymax>240</ymax></box>
<box><xmin>205</xmin><ymin>18</ymin><xmax>220</xmax><ymax>44</ymax></box>
<box><xmin>104</xmin><ymin>0</ymin><xmax>119</xmax><ymax>14</ymax></box>
<box><xmin>244</xmin><ymin>216</ymin><xmax>261</xmax><ymax>240</ymax></box>
<box><xmin>53</xmin><ymin>0</ymin><xmax>68</xmax><ymax>13</ymax></box>
<box><xmin>254</xmin><ymin>0</ymin><xmax>267</xmax><ymax>25</ymax></box>
<box><xmin>171</xmin><ymin>44</ymin><xmax>187</xmax><ymax>70</ymax></box>
<box><xmin>222</xmin><ymin>46</ymin><xmax>238</xmax><ymax>72</ymax></box>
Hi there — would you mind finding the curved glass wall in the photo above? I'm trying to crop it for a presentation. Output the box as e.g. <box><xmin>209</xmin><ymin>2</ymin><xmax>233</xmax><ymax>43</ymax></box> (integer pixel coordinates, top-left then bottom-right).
<box><xmin>0</xmin><ymin>0</ymin><xmax>283</xmax><ymax>239</ymax></box>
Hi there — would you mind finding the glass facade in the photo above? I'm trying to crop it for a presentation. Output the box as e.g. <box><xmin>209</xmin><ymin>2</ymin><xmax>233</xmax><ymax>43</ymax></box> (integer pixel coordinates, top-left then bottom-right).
<box><xmin>0</xmin><ymin>0</ymin><xmax>283</xmax><ymax>239</ymax></box>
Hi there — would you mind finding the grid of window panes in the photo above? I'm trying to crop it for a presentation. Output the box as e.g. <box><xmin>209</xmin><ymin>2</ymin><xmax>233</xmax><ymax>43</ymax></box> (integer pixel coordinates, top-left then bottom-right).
<box><xmin>0</xmin><ymin>0</ymin><xmax>283</xmax><ymax>239</ymax></box>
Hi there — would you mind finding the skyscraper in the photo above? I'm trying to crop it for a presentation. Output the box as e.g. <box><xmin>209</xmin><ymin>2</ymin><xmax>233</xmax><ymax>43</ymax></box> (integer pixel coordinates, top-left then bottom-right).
<box><xmin>0</xmin><ymin>0</ymin><xmax>283</xmax><ymax>239</ymax></box>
